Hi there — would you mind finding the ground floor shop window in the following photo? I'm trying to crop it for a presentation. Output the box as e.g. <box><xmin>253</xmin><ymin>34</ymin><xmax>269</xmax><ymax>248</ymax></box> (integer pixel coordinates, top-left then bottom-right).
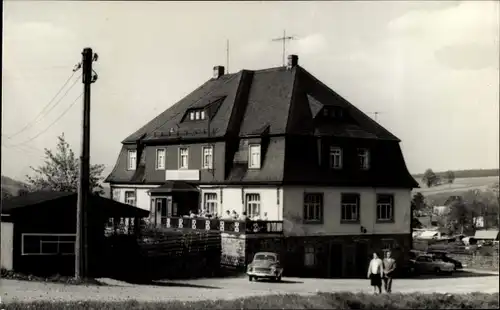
<box><xmin>304</xmin><ymin>244</ymin><xmax>316</xmax><ymax>267</ymax></box>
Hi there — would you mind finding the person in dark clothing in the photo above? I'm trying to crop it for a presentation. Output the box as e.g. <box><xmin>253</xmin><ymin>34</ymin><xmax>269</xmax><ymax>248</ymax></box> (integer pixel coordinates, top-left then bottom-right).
<box><xmin>383</xmin><ymin>251</ymin><xmax>396</xmax><ymax>293</ymax></box>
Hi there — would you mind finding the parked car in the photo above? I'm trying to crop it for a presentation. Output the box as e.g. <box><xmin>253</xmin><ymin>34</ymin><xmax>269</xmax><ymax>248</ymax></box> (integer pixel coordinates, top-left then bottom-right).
<box><xmin>247</xmin><ymin>252</ymin><xmax>284</xmax><ymax>282</ymax></box>
<box><xmin>410</xmin><ymin>254</ymin><xmax>455</xmax><ymax>275</ymax></box>
<box><xmin>426</xmin><ymin>250</ymin><xmax>465</xmax><ymax>270</ymax></box>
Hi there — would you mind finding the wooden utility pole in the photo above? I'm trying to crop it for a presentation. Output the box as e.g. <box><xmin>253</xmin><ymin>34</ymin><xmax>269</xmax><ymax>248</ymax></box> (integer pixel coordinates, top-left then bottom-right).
<box><xmin>75</xmin><ymin>47</ymin><xmax>98</xmax><ymax>280</ymax></box>
<box><xmin>272</xmin><ymin>30</ymin><xmax>297</xmax><ymax>66</ymax></box>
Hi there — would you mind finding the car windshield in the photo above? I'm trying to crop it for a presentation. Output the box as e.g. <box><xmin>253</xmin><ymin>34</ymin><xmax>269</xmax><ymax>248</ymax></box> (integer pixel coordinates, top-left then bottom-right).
<box><xmin>254</xmin><ymin>254</ymin><xmax>276</xmax><ymax>261</ymax></box>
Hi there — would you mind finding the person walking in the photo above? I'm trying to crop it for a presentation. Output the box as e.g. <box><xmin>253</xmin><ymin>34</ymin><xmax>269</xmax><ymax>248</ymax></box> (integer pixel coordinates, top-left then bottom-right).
<box><xmin>367</xmin><ymin>252</ymin><xmax>383</xmax><ymax>294</ymax></box>
<box><xmin>383</xmin><ymin>251</ymin><xmax>396</xmax><ymax>293</ymax></box>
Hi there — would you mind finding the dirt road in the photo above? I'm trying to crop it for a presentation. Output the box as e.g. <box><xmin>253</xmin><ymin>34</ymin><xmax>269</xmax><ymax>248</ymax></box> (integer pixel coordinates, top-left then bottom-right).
<box><xmin>1</xmin><ymin>271</ymin><xmax>498</xmax><ymax>303</ymax></box>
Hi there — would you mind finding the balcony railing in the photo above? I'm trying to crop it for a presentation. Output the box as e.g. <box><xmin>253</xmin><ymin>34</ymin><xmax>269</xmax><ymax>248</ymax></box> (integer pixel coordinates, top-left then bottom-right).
<box><xmin>161</xmin><ymin>217</ymin><xmax>283</xmax><ymax>234</ymax></box>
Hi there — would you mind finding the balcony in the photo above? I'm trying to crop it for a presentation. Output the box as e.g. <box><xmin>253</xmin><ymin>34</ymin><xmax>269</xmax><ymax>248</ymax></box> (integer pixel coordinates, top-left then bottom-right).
<box><xmin>160</xmin><ymin>217</ymin><xmax>283</xmax><ymax>234</ymax></box>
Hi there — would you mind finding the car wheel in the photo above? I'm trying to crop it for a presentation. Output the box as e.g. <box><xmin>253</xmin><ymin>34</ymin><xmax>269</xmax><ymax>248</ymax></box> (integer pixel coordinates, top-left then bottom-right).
<box><xmin>248</xmin><ymin>276</ymin><xmax>253</xmax><ymax>282</ymax></box>
<box><xmin>276</xmin><ymin>276</ymin><xmax>282</xmax><ymax>282</ymax></box>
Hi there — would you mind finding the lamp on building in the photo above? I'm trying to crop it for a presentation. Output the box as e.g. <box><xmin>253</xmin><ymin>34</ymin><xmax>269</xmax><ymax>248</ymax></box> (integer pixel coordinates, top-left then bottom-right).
<box><xmin>360</xmin><ymin>226</ymin><xmax>367</xmax><ymax>234</ymax></box>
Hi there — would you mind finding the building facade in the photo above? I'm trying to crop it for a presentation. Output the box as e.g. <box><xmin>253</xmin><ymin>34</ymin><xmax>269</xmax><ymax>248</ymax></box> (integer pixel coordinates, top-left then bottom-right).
<box><xmin>106</xmin><ymin>55</ymin><xmax>418</xmax><ymax>277</ymax></box>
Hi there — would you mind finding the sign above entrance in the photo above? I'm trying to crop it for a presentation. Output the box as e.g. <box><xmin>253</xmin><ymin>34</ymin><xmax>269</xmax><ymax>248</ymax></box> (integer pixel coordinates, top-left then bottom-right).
<box><xmin>165</xmin><ymin>169</ymin><xmax>200</xmax><ymax>181</ymax></box>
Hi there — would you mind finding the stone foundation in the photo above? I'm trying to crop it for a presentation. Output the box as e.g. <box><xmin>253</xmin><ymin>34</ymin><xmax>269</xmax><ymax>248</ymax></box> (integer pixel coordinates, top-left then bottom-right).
<box><xmin>220</xmin><ymin>233</ymin><xmax>411</xmax><ymax>278</ymax></box>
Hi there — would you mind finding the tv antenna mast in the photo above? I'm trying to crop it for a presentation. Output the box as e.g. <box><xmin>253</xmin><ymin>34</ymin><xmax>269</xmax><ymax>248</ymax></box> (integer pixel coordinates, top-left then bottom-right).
<box><xmin>226</xmin><ymin>39</ymin><xmax>230</xmax><ymax>74</ymax></box>
<box><xmin>272</xmin><ymin>30</ymin><xmax>297</xmax><ymax>67</ymax></box>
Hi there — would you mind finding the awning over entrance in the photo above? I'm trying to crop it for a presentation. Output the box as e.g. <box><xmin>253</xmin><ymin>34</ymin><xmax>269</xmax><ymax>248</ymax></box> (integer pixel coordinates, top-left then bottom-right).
<box><xmin>149</xmin><ymin>181</ymin><xmax>199</xmax><ymax>194</ymax></box>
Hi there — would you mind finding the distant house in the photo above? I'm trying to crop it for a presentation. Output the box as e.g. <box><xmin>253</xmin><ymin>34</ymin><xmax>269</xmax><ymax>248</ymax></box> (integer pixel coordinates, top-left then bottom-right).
<box><xmin>474</xmin><ymin>229</ymin><xmax>499</xmax><ymax>241</ymax></box>
<box><xmin>1</xmin><ymin>191</ymin><xmax>149</xmax><ymax>276</ymax></box>
<box><xmin>105</xmin><ymin>55</ymin><xmax>418</xmax><ymax>278</ymax></box>
<box><xmin>433</xmin><ymin>205</ymin><xmax>450</xmax><ymax>216</ymax></box>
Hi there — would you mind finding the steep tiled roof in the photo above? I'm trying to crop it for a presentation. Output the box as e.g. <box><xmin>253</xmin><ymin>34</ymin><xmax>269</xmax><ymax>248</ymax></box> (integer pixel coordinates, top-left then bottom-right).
<box><xmin>121</xmin><ymin>64</ymin><xmax>398</xmax><ymax>143</ymax></box>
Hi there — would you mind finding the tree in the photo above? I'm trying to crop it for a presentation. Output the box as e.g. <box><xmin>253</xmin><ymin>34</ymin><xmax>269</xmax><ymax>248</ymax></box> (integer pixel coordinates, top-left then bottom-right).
<box><xmin>448</xmin><ymin>200</ymin><xmax>476</xmax><ymax>235</ymax></box>
<box><xmin>1</xmin><ymin>190</ymin><xmax>13</xmax><ymax>200</ymax></box>
<box><xmin>422</xmin><ymin>169</ymin><xmax>439</xmax><ymax>188</ymax></box>
<box><xmin>446</xmin><ymin>170</ymin><xmax>455</xmax><ymax>184</ymax></box>
<box><xmin>17</xmin><ymin>188</ymin><xmax>29</xmax><ymax>196</ymax></box>
<box><xmin>411</xmin><ymin>192</ymin><xmax>427</xmax><ymax>212</ymax></box>
<box><xmin>26</xmin><ymin>133</ymin><xmax>105</xmax><ymax>195</ymax></box>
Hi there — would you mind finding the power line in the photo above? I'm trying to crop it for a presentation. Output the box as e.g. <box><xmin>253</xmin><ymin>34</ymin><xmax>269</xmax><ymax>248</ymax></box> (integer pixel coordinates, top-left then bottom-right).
<box><xmin>10</xmin><ymin>93</ymin><xmax>83</xmax><ymax>147</ymax></box>
<box><xmin>7</xmin><ymin>72</ymin><xmax>81</xmax><ymax>139</ymax></box>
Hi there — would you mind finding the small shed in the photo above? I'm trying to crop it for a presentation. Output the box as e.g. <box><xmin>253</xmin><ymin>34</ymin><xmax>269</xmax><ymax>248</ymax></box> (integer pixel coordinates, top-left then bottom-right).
<box><xmin>474</xmin><ymin>229</ymin><xmax>499</xmax><ymax>241</ymax></box>
<box><xmin>1</xmin><ymin>191</ymin><xmax>149</xmax><ymax>276</ymax></box>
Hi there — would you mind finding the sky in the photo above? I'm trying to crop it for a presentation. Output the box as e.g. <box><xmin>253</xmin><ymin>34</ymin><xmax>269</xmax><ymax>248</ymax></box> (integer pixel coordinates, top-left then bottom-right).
<box><xmin>2</xmin><ymin>1</ymin><xmax>499</xmax><ymax>182</ymax></box>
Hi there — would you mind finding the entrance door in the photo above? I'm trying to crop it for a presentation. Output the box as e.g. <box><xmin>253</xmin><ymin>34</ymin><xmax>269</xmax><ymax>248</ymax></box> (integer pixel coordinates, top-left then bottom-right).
<box><xmin>344</xmin><ymin>244</ymin><xmax>356</xmax><ymax>278</ymax></box>
<box><xmin>329</xmin><ymin>243</ymin><xmax>343</xmax><ymax>278</ymax></box>
<box><xmin>355</xmin><ymin>242</ymin><xmax>369</xmax><ymax>278</ymax></box>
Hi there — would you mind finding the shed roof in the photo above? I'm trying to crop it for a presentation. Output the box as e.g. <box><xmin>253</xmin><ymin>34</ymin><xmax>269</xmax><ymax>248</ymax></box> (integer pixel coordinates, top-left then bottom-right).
<box><xmin>474</xmin><ymin>230</ymin><xmax>499</xmax><ymax>240</ymax></box>
<box><xmin>1</xmin><ymin>191</ymin><xmax>149</xmax><ymax>218</ymax></box>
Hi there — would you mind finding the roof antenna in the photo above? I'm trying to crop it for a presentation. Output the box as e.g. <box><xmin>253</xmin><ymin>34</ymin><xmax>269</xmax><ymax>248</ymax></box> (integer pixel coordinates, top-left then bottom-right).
<box><xmin>226</xmin><ymin>39</ymin><xmax>230</xmax><ymax>74</ymax></box>
<box><xmin>272</xmin><ymin>30</ymin><xmax>297</xmax><ymax>67</ymax></box>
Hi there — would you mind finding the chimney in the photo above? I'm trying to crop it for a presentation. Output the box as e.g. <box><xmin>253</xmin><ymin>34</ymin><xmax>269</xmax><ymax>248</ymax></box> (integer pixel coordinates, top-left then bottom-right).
<box><xmin>287</xmin><ymin>54</ymin><xmax>298</xmax><ymax>69</ymax></box>
<box><xmin>213</xmin><ymin>66</ymin><xmax>225</xmax><ymax>79</ymax></box>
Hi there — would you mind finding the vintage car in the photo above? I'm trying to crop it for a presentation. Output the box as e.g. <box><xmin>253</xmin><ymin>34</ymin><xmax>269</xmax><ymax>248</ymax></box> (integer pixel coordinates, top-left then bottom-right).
<box><xmin>247</xmin><ymin>252</ymin><xmax>284</xmax><ymax>282</ymax></box>
<box><xmin>426</xmin><ymin>250</ymin><xmax>465</xmax><ymax>270</ymax></box>
<box><xmin>410</xmin><ymin>254</ymin><xmax>455</xmax><ymax>275</ymax></box>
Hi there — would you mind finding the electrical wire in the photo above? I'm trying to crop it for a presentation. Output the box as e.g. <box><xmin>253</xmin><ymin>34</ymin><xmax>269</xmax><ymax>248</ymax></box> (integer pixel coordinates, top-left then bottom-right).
<box><xmin>10</xmin><ymin>93</ymin><xmax>83</xmax><ymax>147</ymax></box>
<box><xmin>7</xmin><ymin>72</ymin><xmax>81</xmax><ymax>139</ymax></box>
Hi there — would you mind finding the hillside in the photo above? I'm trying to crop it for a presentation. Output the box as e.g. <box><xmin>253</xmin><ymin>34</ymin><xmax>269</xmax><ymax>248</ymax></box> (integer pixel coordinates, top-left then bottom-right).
<box><xmin>1</xmin><ymin>175</ymin><xmax>27</xmax><ymax>196</ymax></box>
<box><xmin>412</xmin><ymin>168</ymin><xmax>499</xmax><ymax>179</ymax></box>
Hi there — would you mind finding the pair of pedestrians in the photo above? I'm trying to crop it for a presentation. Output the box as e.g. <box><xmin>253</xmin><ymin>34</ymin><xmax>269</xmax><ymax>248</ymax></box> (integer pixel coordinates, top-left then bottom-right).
<box><xmin>367</xmin><ymin>251</ymin><xmax>396</xmax><ymax>294</ymax></box>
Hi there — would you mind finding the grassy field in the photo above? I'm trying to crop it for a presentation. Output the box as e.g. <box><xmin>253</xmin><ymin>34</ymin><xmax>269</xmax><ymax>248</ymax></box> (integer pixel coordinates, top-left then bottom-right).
<box><xmin>3</xmin><ymin>292</ymin><xmax>499</xmax><ymax>309</ymax></box>
<box><xmin>413</xmin><ymin>176</ymin><xmax>498</xmax><ymax>195</ymax></box>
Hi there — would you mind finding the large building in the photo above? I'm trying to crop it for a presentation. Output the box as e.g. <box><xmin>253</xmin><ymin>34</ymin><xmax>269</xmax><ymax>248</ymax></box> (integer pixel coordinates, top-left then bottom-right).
<box><xmin>106</xmin><ymin>55</ymin><xmax>418</xmax><ymax>277</ymax></box>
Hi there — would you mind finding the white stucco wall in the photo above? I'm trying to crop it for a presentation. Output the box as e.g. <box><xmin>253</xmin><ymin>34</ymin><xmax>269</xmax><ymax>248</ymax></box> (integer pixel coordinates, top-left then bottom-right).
<box><xmin>1</xmin><ymin>222</ymin><xmax>14</xmax><ymax>270</ymax></box>
<box><xmin>282</xmin><ymin>186</ymin><xmax>412</xmax><ymax>236</ymax></box>
<box><xmin>199</xmin><ymin>186</ymin><xmax>283</xmax><ymax>220</ymax></box>
<box><xmin>110</xmin><ymin>185</ymin><xmax>159</xmax><ymax>211</ymax></box>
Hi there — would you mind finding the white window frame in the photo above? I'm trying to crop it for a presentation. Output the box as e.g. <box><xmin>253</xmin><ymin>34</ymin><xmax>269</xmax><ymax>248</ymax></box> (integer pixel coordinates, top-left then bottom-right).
<box><xmin>124</xmin><ymin>190</ymin><xmax>136</xmax><ymax>206</ymax></box>
<box><xmin>21</xmin><ymin>233</ymin><xmax>76</xmax><ymax>256</ymax></box>
<box><xmin>329</xmin><ymin>147</ymin><xmax>342</xmax><ymax>169</ymax></box>
<box><xmin>155</xmin><ymin>148</ymin><xmax>166</xmax><ymax>170</ymax></box>
<box><xmin>248</xmin><ymin>144</ymin><xmax>261</xmax><ymax>169</ymax></box>
<box><xmin>189</xmin><ymin>111</ymin><xmax>195</xmax><ymax>120</ymax></box>
<box><xmin>303</xmin><ymin>193</ymin><xmax>323</xmax><ymax>222</ymax></box>
<box><xmin>245</xmin><ymin>193</ymin><xmax>261</xmax><ymax>218</ymax></box>
<box><xmin>358</xmin><ymin>148</ymin><xmax>370</xmax><ymax>170</ymax></box>
<box><xmin>304</xmin><ymin>245</ymin><xmax>316</xmax><ymax>267</ymax></box>
<box><xmin>195</xmin><ymin>111</ymin><xmax>200</xmax><ymax>120</ymax></box>
<box><xmin>179</xmin><ymin>147</ymin><xmax>189</xmax><ymax>169</ymax></box>
<box><xmin>204</xmin><ymin>192</ymin><xmax>218</xmax><ymax>214</ymax></box>
<box><xmin>377</xmin><ymin>194</ymin><xmax>394</xmax><ymax>222</ymax></box>
<box><xmin>127</xmin><ymin>149</ymin><xmax>137</xmax><ymax>171</ymax></box>
<box><xmin>341</xmin><ymin>193</ymin><xmax>360</xmax><ymax>222</ymax></box>
<box><xmin>202</xmin><ymin>146</ymin><xmax>213</xmax><ymax>170</ymax></box>
<box><xmin>200</xmin><ymin>110</ymin><xmax>206</xmax><ymax>120</ymax></box>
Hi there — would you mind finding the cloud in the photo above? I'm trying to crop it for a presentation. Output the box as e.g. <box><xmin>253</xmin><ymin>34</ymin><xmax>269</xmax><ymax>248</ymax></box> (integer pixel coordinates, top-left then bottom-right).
<box><xmin>293</xmin><ymin>33</ymin><xmax>328</xmax><ymax>55</ymax></box>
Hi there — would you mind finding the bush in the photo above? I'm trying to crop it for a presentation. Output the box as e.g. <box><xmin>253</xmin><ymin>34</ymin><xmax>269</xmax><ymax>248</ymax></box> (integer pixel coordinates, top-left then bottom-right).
<box><xmin>0</xmin><ymin>268</ymin><xmax>103</xmax><ymax>286</ymax></box>
<box><xmin>2</xmin><ymin>292</ymin><xmax>498</xmax><ymax>309</ymax></box>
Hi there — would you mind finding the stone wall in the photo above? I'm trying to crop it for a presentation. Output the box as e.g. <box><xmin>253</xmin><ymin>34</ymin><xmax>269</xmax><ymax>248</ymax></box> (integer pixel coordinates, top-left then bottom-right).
<box><xmin>449</xmin><ymin>253</ymin><xmax>499</xmax><ymax>271</ymax></box>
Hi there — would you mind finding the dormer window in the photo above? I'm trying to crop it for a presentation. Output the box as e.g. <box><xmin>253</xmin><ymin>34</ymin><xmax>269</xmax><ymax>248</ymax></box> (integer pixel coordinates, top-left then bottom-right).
<box><xmin>323</xmin><ymin>107</ymin><xmax>344</xmax><ymax>119</ymax></box>
<box><xmin>248</xmin><ymin>144</ymin><xmax>261</xmax><ymax>169</ymax></box>
<box><xmin>186</xmin><ymin>109</ymin><xmax>207</xmax><ymax>122</ymax></box>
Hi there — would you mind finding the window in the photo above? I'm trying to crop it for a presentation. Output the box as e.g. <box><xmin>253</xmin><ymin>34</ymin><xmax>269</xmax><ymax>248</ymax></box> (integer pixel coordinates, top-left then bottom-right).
<box><xmin>303</xmin><ymin>193</ymin><xmax>323</xmax><ymax>223</ymax></box>
<box><xmin>189</xmin><ymin>112</ymin><xmax>195</xmax><ymax>120</ymax></box>
<box><xmin>125</xmin><ymin>191</ymin><xmax>136</xmax><ymax>206</ymax></box>
<box><xmin>22</xmin><ymin>234</ymin><xmax>76</xmax><ymax>256</ymax></box>
<box><xmin>358</xmin><ymin>148</ymin><xmax>370</xmax><ymax>170</ymax></box>
<box><xmin>202</xmin><ymin>146</ymin><xmax>213</xmax><ymax>169</ymax></box>
<box><xmin>245</xmin><ymin>194</ymin><xmax>261</xmax><ymax>218</ymax></box>
<box><xmin>323</xmin><ymin>108</ymin><xmax>329</xmax><ymax>117</ymax></box>
<box><xmin>329</xmin><ymin>147</ymin><xmax>342</xmax><ymax>169</ymax></box>
<box><xmin>156</xmin><ymin>148</ymin><xmax>166</xmax><ymax>170</ymax></box>
<box><xmin>341</xmin><ymin>193</ymin><xmax>360</xmax><ymax>222</ymax></box>
<box><xmin>377</xmin><ymin>194</ymin><xmax>394</xmax><ymax>222</ymax></box>
<box><xmin>304</xmin><ymin>245</ymin><xmax>316</xmax><ymax>267</ymax></box>
<box><xmin>179</xmin><ymin>147</ymin><xmax>189</xmax><ymax>169</ymax></box>
<box><xmin>200</xmin><ymin>111</ymin><xmax>206</xmax><ymax>120</ymax></box>
<box><xmin>248</xmin><ymin>144</ymin><xmax>261</xmax><ymax>169</ymax></box>
<box><xmin>127</xmin><ymin>150</ymin><xmax>137</xmax><ymax>170</ymax></box>
<box><xmin>195</xmin><ymin>111</ymin><xmax>200</xmax><ymax>120</ymax></box>
<box><xmin>204</xmin><ymin>193</ymin><xmax>218</xmax><ymax>214</ymax></box>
